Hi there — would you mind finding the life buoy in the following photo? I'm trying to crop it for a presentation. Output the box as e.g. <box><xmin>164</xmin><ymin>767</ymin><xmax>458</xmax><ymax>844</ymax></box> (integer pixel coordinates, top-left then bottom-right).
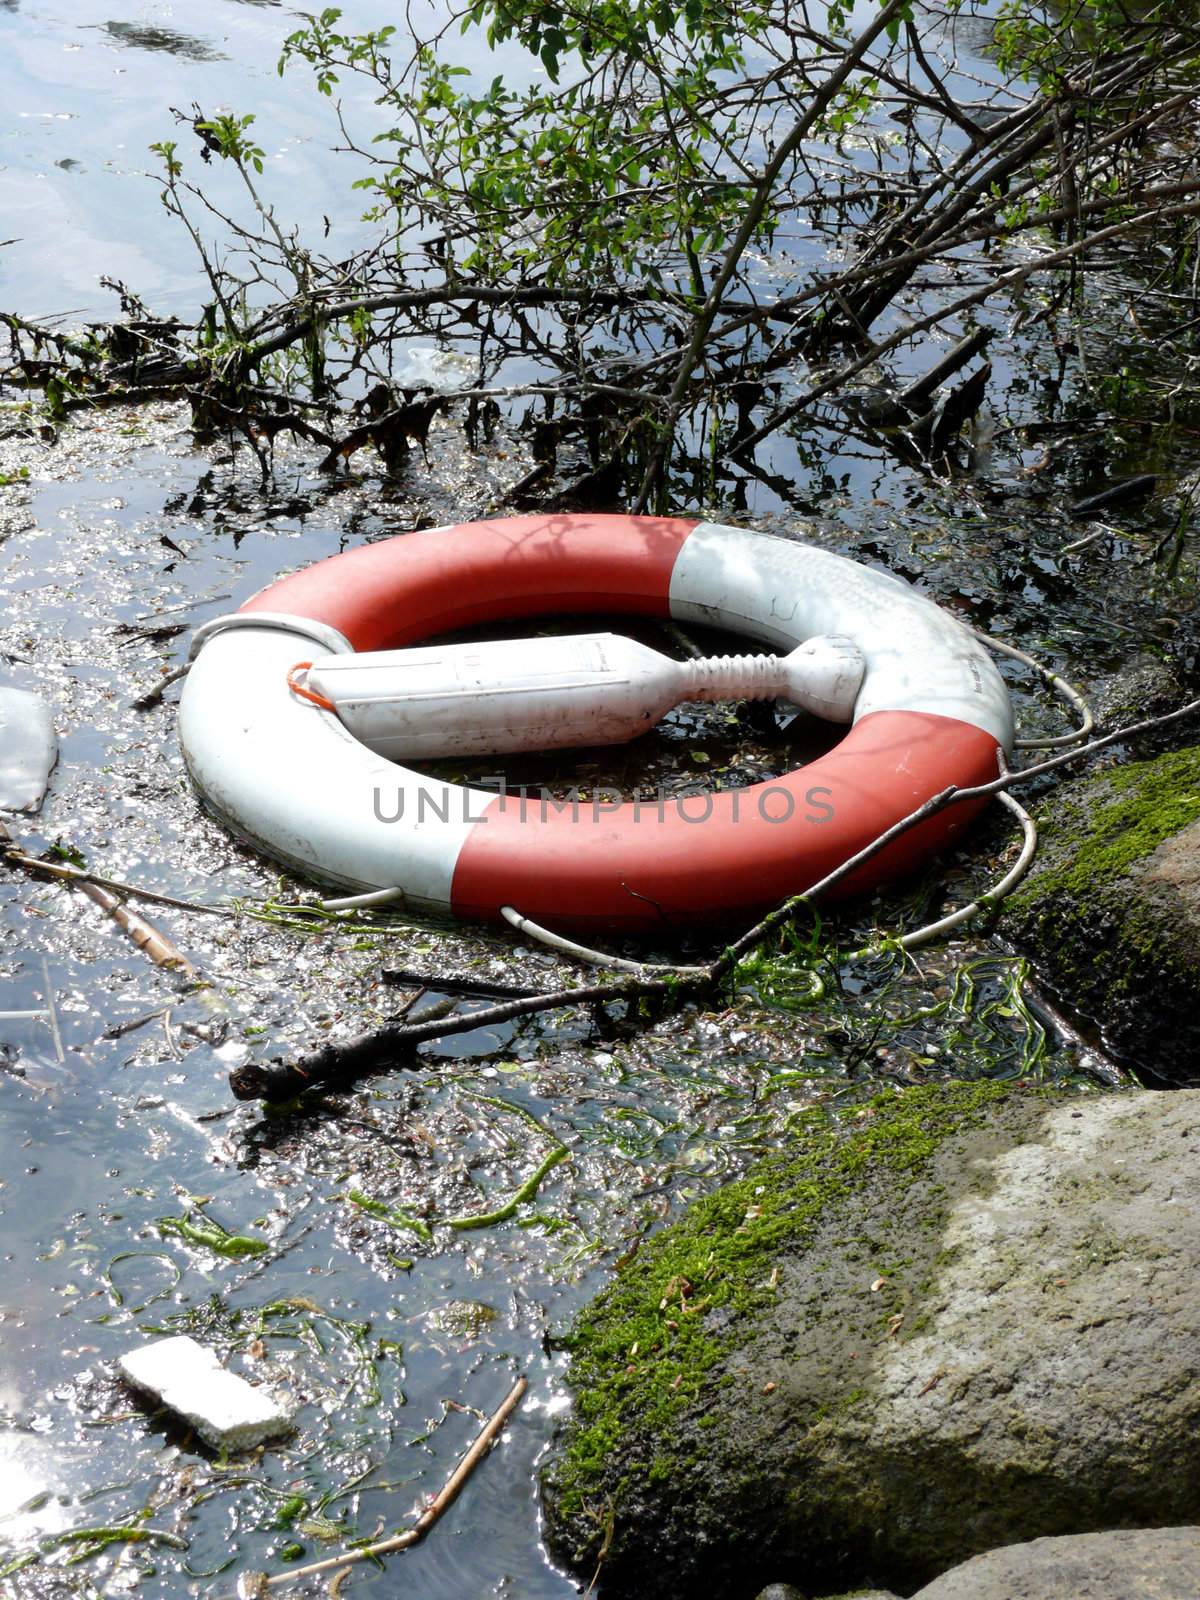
<box><xmin>178</xmin><ymin>515</ymin><xmax>1013</xmax><ymax>933</ymax></box>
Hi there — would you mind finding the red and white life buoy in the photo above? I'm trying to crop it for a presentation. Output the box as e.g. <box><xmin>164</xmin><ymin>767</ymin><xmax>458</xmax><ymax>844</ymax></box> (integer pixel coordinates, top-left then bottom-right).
<box><xmin>178</xmin><ymin>515</ymin><xmax>1013</xmax><ymax>933</ymax></box>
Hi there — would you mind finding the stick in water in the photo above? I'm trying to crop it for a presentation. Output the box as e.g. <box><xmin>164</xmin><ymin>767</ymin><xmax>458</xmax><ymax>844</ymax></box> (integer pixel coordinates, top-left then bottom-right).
<box><xmin>1</xmin><ymin>821</ymin><xmax>200</xmax><ymax>976</ymax></box>
<box><xmin>245</xmin><ymin>1375</ymin><xmax>528</xmax><ymax>1590</ymax></box>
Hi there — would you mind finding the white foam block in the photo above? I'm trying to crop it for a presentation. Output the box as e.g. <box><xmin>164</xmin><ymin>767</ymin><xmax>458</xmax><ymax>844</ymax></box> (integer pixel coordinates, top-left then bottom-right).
<box><xmin>118</xmin><ymin>1335</ymin><xmax>293</xmax><ymax>1452</ymax></box>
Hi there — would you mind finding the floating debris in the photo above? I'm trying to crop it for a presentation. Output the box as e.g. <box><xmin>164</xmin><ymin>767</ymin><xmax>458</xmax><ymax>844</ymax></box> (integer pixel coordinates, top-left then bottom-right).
<box><xmin>0</xmin><ymin>685</ymin><xmax>56</xmax><ymax>812</ymax></box>
<box><xmin>425</xmin><ymin>1300</ymin><xmax>499</xmax><ymax>1341</ymax></box>
<box><xmin>118</xmin><ymin>1334</ymin><xmax>293</xmax><ymax>1451</ymax></box>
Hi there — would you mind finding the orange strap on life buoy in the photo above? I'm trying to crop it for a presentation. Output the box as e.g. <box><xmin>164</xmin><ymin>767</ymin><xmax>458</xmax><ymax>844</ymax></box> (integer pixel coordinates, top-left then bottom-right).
<box><xmin>286</xmin><ymin>661</ymin><xmax>337</xmax><ymax>711</ymax></box>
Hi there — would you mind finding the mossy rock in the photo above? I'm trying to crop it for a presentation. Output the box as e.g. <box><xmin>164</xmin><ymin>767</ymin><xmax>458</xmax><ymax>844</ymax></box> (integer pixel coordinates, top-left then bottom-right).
<box><xmin>1003</xmin><ymin>744</ymin><xmax>1200</xmax><ymax>1084</ymax></box>
<box><xmin>542</xmin><ymin>1083</ymin><xmax>1200</xmax><ymax>1598</ymax></box>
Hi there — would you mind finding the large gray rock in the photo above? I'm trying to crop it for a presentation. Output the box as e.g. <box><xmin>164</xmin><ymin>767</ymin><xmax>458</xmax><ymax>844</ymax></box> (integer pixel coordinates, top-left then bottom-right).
<box><xmin>542</xmin><ymin>1085</ymin><xmax>1200</xmax><ymax>1598</ymax></box>
<box><xmin>1003</xmin><ymin>744</ymin><xmax>1200</xmax><ymax>1084</ymax></box>
<box><xmin>912</xmin><ymin>1526</ymin><xmax>1200</xmax><ymax>1598</ymax></box>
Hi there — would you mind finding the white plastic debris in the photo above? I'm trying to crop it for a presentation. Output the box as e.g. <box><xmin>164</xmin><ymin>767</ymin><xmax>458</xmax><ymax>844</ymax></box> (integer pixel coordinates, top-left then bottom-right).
<box><xmin>118</xmin><ymin>1335</ymin><xmax>292</xmax><ymax>1452</ymax></box>
<box><xmin>0</xmin><ymin>685</ymin><xmax>57</xmax><ymax>812</ymax></box>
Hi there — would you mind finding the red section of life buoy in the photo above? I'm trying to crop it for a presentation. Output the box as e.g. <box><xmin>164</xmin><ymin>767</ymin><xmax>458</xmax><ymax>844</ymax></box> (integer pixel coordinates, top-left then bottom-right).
<box><xmin>449</xmin><ymin>710</ymin><xmax>998</xmax><ymax>930</ymax></box>
<box><xmin>241</xmin><ymin>513</ymin><xmax>695</xmax><ymax>650</ymax></box>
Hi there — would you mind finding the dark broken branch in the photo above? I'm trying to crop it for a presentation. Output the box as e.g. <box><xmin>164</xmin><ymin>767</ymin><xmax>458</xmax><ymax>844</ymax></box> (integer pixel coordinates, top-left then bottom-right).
<box><xmin>228</xmin><ymin>970</ymin><xmax>708</xmax><ymax>1100</ymax></box>
<box><xmin>899</xmin><ymin>326</ymin><xmax>993</xmax><ymax>410</ymax></box>
<box><xmin>735</xmin><ymin>195</ymin><xmax>1200</xmax><ymax>454</ymax></box>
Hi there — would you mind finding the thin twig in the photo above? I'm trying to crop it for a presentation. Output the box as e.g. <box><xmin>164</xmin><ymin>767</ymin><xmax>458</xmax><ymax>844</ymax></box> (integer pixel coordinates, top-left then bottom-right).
<box><xmin>1</xmin><ymin>820</ymin><xmax>203</xmax><ymax>975</ymax></box>
<box><xmin>713</xmin><ymin>694</ymin><xmax>1200</xmax><ymax>972</ymax></box>
<box><xmin>633</xmin><ymin>0</ymin><xmax>913</xmax><ymax>508</ymax></box>
<box><xmin>39</xmin><ymin>955</ymin><xmax>65</xmax><ymax>1065</ymax></box>
<box><xmin>737</xmin><ymin>195</ymin><xmax>1200</xmax><ymax>453</ymax></box>
<box><xmin>0</xmin><ymin>842</ymin><xmax>230</xmax><ymax>916</ymax></box>
<box><xmin>244</xmin><ymin>1375</ymin><xmax>528</xmax><ymax>1589</ymax></box>
<box><xmin>131</xmin><ymin>662</ymin><xmax>191</xmax><ymax>711</ymax></box>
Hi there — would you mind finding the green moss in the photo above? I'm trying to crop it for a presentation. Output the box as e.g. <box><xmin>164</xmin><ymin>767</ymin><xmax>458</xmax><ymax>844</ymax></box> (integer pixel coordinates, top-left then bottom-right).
<box><xmin>1009</xmin><ymin>745</ymin><xmax>1200</xmax><ymax>911</ymax></box>
<box><xmin>1001</xmin><ymin>748</ymin><xmax>1200</xmax><ymax>1076</ymax></box>
<box><xmin>554</xmin><ymin>1081</ymin><xmax>1021</xmax><ymax>1515</ymax></box>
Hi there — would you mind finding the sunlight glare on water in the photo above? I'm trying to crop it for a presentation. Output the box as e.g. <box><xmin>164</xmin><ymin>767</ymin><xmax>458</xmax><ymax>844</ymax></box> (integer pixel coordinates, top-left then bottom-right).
<box><xmin>0</xmin><ymin>0</ymin><xmax>534</xmax><ymax>317</ymax></box>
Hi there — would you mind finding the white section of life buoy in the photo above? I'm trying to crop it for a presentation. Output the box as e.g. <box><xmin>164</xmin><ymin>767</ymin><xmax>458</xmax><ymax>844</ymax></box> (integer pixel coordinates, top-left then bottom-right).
<box><xmin>670</xmin><ymin>522</ymin><xmax>1013</xmax><ymax>747</ymax></box>
<box><xmin>179</xmin><ymin>629</ymin><xmax>490</xmax><ymax>905</ymax></box>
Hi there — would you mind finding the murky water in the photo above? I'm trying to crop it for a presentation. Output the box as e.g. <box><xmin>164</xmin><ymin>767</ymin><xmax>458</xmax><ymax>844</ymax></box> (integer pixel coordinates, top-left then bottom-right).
<box><xmin>2</xmin><ymin>3</ymin><xmax>1200</xmax><ymax>1597</ymax></box>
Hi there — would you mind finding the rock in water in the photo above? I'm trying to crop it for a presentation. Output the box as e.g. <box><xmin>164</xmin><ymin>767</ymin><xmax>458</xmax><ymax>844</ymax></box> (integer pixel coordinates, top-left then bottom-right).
<box><xmin>1003</xmin><ymin>744</ymin><xmax>1200</xmax><ymax>1085</ymax></box>
<box><xmin>812</xmin><ymin>1593</ymin><xmax>900</xmax><ymax>1600</ymax></box>
<box><xmin>0</xmin><ymin>686</ymin><xmax>57</xmax><ymax>812</ymax></box>
<box><xmin>542</xmin><ymin>1085</ymin><xmax>1200</xmax><ymax>1599</ymax></box>
<box><xmin>911</xmin><ymin>1527</ymin><xmax>1200</xmax><ymax>1598</ymax></box>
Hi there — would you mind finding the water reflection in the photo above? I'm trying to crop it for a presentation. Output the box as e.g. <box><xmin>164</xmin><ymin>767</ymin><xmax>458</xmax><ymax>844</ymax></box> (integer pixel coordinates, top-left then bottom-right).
<box><xmin>0</xmin><ymin>1371</ymin><xmax>71</xmax><ymax>1540</ymax></box>
<box><xmin>101</xmin><ymin>20</ymin><xmax>226</xmax><ymax>61</ymax></box>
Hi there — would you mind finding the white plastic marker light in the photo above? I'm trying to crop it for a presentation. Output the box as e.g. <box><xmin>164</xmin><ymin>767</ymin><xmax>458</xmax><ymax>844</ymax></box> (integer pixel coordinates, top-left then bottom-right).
<box><xmin>297</xmin><ymin>632</ymin><xmax>866</xmax><ymax>761</ymax></box>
